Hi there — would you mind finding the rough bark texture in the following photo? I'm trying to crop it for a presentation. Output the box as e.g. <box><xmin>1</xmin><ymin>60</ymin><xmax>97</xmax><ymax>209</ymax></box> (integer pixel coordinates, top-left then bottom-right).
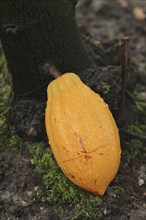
<box><xmin>0</xmin><ymin>0</ymin><xmax>91</xmax><ymax>100</ymax></box>
<box><xmin>0</xmin><ymin>0</ymin><xmax>122</xmax><ymax>140</ymax></box>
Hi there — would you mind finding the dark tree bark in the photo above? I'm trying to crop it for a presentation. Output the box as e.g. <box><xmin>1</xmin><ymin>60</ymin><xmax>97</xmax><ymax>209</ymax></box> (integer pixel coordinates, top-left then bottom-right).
<box><xmin>0</xmin><ymin>0</ymin><xmax>93</xmax><ymax>140</ymax></box>
<box><xmin>0</xmin><ymin>0</ymin><xmax>91</xmax><ymax>100</ymax></box>
<box><xmin>0</xmin><ymin>0</ymin><xmax>123</xmax><ymax>140</ymax></box>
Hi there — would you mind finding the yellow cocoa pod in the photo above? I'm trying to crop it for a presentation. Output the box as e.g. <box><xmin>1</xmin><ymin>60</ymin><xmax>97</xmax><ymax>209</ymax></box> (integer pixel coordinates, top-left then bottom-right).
<box><xmin>45</xmin><ymin>73</ymin><xmax>121</xmax><ymax>195</ymax></box>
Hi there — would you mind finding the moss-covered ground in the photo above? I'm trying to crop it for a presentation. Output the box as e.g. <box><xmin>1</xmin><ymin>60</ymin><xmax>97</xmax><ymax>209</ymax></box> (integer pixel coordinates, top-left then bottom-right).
<box><xmin>0</xmin><ymin>1</ymin><xmax>146</xmax><ymax>218</ymax></box>
<box><xmin>0</xmin><ymin>40</ymin><xmax>146</xmax><ymax>219</ymax></box>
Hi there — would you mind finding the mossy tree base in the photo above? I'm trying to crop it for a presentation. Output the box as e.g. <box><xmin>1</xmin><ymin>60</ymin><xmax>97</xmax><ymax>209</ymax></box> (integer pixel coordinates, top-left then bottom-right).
<box><xmin>0</xmin><ymin>0</ymin><xmax>137</xmax><ymax>140</ymax></box>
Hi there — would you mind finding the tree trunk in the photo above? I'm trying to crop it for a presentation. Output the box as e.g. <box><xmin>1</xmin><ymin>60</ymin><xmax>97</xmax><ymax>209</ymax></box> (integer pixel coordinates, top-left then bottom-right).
<box><xmin>0</xmin><ymin>0</ymin><xmax>123</xmax><ymax>140</ymax></box>
<box><xmin>0</xmin><ymin>0</ymin><xmax>91</xmax><ymax>100</ymax></box>
<box><xmin>0</xmin><ymin>0</ymin><xmax>95</xmax><ymax>140</ymax></box>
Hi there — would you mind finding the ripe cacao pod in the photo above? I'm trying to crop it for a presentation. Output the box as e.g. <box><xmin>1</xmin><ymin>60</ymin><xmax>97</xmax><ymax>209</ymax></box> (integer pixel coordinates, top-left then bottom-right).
<box><xmin>45</xmin><ymin>73</ymin><xmax>121</xmax><ymax>195</ymax></box>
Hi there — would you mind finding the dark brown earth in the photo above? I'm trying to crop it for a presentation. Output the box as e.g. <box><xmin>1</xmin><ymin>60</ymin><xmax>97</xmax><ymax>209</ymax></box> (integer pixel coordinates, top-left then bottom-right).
<box><xmin>0</xmin><ymin>0</ymin><xmax>146</xmax><ymax>220</ymax></box>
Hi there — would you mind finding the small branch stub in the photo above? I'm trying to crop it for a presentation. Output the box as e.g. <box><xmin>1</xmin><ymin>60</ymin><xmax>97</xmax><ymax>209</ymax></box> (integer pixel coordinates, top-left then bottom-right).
<box><xmin>44</xmin><ymin>63</ymin><xmax>62</xmax><ymax>79</ymax></box>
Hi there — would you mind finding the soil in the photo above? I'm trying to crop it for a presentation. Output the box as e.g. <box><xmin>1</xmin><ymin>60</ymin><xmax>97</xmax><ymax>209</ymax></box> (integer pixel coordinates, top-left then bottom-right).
<box><xmin>0</xmin><ymin>0</ymin><xmax>146</xmax><ymax>220</ymax></box>
<box><xmin>76</xmin><ymin>0</ymin><xmax>146</xmax><ymax>80</ymax></box>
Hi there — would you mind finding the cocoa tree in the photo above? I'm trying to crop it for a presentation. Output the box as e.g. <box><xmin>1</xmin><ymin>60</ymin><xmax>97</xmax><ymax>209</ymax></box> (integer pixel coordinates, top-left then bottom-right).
<box><xmin>0</xmin><ymin>0</ymin><xmax>122</xmax><ymax>140</ymax></box>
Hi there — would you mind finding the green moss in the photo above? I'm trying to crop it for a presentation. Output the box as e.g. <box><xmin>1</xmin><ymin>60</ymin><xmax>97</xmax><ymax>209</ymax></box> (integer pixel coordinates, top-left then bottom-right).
<box><xmin>0</xmin><ymin>46</ymin><xmax>21</xmax><ymax>149</ymax></box>
<box><xmin>97</xmin><ymin>82</ymin><xmax>110</xmax><ymax>95</ymax></box>
<box><xmin>0</xmin><ymin>115</ymin><xmax>21</xmax><ymax>149</ymax></box>
<box><xmin>28</xmin><ymin>143</ymin><xmax>103</xmax><ymax>219</ymax></box>
<box><xmin>1</xmin><ymin>39</ymin><xmax>145</xmax><ymax>219</ymax></box>
<box><xmin>128</xmin><ymin>124</ymin><xmax>146</xmax><ymax>136</ymax></box>
<box><xmin>136</xmin><ymin>101</ymin><xmax>146</xmax><ymax>125</ymax></box>
<box><xmin>0</xmin><ymin>80</ymin><xmax>21</xmax><ymax>149</ymax></box>
<box><xmin>123</xmin><ymin>139</ymin><xmax>143</xmax><ymax>167</ymax></box>
<box><xmin>0</xmin><ymin>54</ymin><xmax>8</xmax><ymax>74</ymax></box>
<box><xmin>0</xmin><ymin>46</ymin><xmax>10</xmax><ymax>111</ymax></box>
<box><xmin>0</xmin><ymin>44</ymin><xmax>102</xmax><ymax>219</ymax></box>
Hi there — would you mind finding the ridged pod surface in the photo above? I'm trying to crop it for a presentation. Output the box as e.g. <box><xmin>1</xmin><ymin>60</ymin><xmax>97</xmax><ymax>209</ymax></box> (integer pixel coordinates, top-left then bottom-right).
<box><xmin>45</xmin><ymin>73</ymin><xmax>121</xmax><ymax>195</ymax></box>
